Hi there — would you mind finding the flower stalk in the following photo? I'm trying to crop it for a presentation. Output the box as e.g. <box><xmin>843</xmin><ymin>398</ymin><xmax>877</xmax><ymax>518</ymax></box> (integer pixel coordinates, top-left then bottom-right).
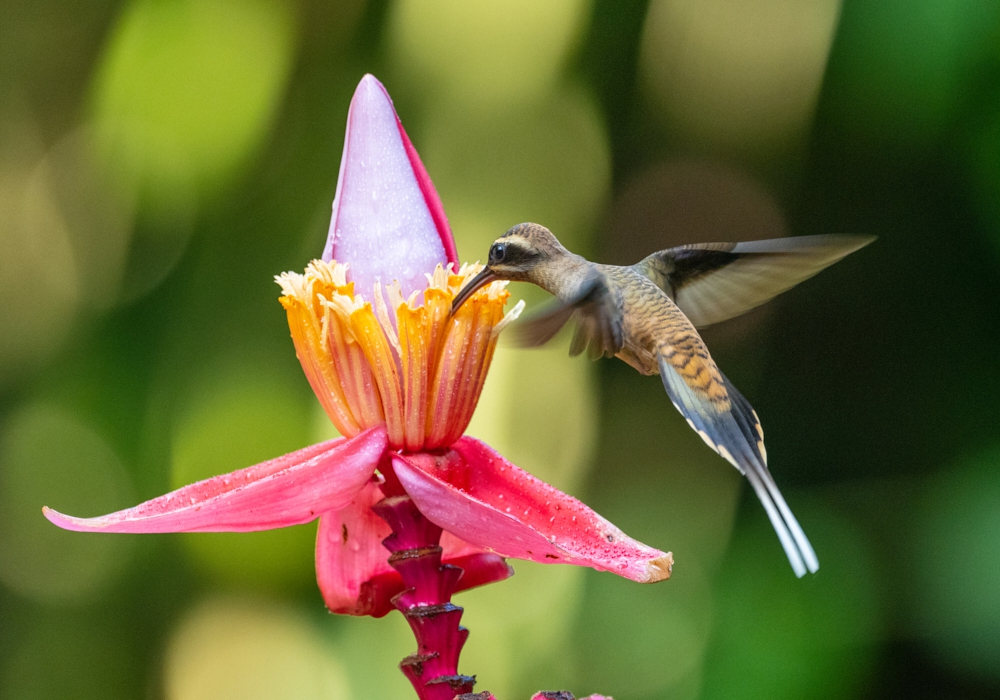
<box><xmin>373</xmin><ymin>461</ymin><xmax>477</xmax><ymax>700</ymax></box>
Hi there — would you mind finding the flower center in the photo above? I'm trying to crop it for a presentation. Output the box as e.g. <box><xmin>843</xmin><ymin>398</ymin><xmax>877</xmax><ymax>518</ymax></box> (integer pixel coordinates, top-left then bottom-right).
<box><xmin>277</xmin><ymin>261</ymin><xmax>523</xmax><ymax>451</ymax></box>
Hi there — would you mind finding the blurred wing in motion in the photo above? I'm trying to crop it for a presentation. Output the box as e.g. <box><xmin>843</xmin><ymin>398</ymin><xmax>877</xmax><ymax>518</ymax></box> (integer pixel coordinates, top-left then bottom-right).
<box><xmin>635</xmin><ymin>234</ymin><xmax>876</xmax><ymax>327</ymax></box>
<box><xmin>511</xmin><ymin>274</ymin><xmax>624</xmax><ymax>360</ymax></box>
<box><xmin>656</xmin><ymin>336</ymin><xmax>819</xmax><ymax>577</ymax></box>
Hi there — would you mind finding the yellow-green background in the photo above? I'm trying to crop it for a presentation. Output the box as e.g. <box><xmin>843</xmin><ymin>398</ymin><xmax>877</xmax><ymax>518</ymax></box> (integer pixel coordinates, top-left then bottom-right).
<box><xmin>2</xmin><ymin>1</ymin><xmax>1000</xmax><ymax>698</ymax></box>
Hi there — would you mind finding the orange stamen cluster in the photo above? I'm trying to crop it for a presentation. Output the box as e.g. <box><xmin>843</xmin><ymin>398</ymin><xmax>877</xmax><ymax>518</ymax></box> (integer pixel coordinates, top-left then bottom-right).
<box><xmin>277</xmin><ymin>261</ymin><xmax>521</xmax><ymax>451</ymax></box>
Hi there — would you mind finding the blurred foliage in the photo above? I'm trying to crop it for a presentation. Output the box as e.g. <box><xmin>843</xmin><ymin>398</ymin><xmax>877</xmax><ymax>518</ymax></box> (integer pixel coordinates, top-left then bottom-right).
<box><xmin>164</xmin><ymin>597</ymin><xmax>349</xmax><ymax>700</ymax></box>
<box><xmin>388</xmin><ymin>0</ymin><xmax>590</xmax><ymax>105</ymax></box>
<box><xmin>910</xmin><ymin>447</ymin><xmax>1000</xmax><ymax>681</ymax></box>
<box><xmin>3</xmin><ymin>0</ymin><xmax>1000</xmax><ymax>699</ymax></box>
<box><xmin>641</xmin><ymin>0</ymin><xmax>841</xmax><ymax>159</ymax></box>
<box><xmin>91</xmin><ymin>0</ymin><xmax>296</xmax><ymax>199</ymax></box>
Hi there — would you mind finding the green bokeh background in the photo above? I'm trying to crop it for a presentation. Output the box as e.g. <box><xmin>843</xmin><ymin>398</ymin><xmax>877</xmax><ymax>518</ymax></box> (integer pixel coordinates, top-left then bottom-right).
<box><xmin>3</xmin><ymin>1</ymin><xmax>1000</xmax><ymax>698</ymax></box>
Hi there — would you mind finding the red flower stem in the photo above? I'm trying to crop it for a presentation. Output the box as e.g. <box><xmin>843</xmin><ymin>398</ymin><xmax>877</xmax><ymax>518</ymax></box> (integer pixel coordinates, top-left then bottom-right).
<box><xmin>372</xmin><ymin>462</ymin><xmax>477</xmax><ymax>700</ymax></box>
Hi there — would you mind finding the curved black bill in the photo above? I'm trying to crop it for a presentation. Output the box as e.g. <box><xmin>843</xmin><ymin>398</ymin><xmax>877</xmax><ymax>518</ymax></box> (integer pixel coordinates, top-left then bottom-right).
<box><xmin>451</xmin><ymin>268</ymin><xmax>497</xmax><ymax>314</ymax></box>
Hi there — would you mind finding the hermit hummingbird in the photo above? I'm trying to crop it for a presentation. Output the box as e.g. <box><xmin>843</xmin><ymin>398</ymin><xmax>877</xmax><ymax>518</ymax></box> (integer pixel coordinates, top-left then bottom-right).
<box><xmin>451</xmin><ymin>222</ymin><xmax>875</xmax><ymax>577</ymax></box>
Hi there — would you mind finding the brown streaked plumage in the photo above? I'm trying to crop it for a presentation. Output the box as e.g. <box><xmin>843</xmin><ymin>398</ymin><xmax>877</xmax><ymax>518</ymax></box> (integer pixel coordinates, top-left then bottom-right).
<box><xmin>452</xmin><ymin>222</ymin><xmax>876</xmax><ymax>577</ymax></box>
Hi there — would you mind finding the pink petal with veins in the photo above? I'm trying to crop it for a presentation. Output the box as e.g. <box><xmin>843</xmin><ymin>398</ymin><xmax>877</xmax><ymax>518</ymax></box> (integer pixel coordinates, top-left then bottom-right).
<box><xmin>43</xmin><ymin>428</ymin><xmax>387</xmax><ymax>533</ymax></box>
<box><xmin>316</xmin><ymin>481</ymin><xmax>513</xmax><ymax>617</ymax></box>
<box><xmin>392</xmin><ymin>439</ymin><xmax>673</xmax><ymax>583</ymax></box>
<box><xmin>322</xmin><ymin>74</ymin><xmax>456</xmax><ymax>300</ymax></box>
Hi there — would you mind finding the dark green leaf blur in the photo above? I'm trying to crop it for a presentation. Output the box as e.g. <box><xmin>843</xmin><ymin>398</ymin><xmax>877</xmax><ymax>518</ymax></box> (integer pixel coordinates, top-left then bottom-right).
<box><xmin>2</xmin><ymin>1</ymin><xmax>998</xmax><ymax>698</ymax></box>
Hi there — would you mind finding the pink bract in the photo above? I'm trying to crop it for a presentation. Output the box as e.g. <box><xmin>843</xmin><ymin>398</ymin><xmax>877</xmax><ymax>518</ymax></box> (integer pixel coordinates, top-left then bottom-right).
<box><xmin>394</xmin><ymin>438</ymin><xmax>672</xmax><ymax>584</ymax></box>
<box><xmin>43</xmin><ymin>428</ymin><xmax>387</xmax><ymax>533</ymax></box>
<box><xmin>44</xmin><ymin>427</ymin><xmax>670</xmax><ymax>613</ymax></box>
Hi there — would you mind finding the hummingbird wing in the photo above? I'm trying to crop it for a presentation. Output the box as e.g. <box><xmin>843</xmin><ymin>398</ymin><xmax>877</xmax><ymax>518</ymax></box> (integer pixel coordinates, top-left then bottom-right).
<box><xmin>656</xmin><ymin>319</ymin><xmax>819</xmax><ymax>577</ymax></box>
<box><xmin>635</xmin><ymin>234</ymin><xmax>875</xmax><ymax>327</ymax></box>
<box><xmin>510</xmin><ymin>274</ymin><xmax>625</xmax><ymax>360</ymax></box>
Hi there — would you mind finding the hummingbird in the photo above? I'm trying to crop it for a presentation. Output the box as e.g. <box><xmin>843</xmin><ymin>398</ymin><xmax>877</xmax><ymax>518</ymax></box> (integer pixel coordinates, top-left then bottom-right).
<box><xmin>451</xmin><ymin>222</ymin><xmax>875</xmax><ymax>577</ymax></box>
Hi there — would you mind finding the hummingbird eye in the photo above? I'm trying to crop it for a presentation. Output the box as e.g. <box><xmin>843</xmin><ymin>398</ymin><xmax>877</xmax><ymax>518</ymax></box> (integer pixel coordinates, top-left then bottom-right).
<box><xmin>489</xmin><ymin>243</ymin><xmax>507</xmax><ymax>264</ymax></box>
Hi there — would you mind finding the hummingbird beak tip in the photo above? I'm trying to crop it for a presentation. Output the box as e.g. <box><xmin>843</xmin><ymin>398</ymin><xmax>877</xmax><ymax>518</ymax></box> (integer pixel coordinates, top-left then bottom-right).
<box><xmin>451</xmin><ymin>268</ymin><xmax>497</xmax><ymax>315</ymax></box>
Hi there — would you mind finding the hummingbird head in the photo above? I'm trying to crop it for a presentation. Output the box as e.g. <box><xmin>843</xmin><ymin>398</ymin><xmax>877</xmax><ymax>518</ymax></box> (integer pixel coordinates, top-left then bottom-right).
<box><xmin>452</xmin><ymin>223</ymin><xmax>570</xmax><ymax>313</ymax></box>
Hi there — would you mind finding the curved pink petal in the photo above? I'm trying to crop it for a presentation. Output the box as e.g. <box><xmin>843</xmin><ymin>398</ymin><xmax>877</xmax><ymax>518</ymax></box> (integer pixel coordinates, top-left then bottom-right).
<box><xmin>316</xmin><ymin>480</ymin><xmax>513</xmax><ymax>617</ymax></box>
<box><xmin>322</xmin><ymin>74</ymin><xmax>456</xmax><ymax>300</ymax></box>
<box><xmin>392</xmin><ymin>439</ymin><xmax>673</xmax><ymax>583</ymax></box>
<box><xmin>43</xmin><ymin>427</ymin><xmax>387</xmax><ymax>533</ymax></box>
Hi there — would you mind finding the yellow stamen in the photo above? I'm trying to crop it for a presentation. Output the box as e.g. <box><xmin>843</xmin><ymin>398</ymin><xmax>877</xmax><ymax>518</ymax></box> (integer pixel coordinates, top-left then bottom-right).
<box><xmin>493</xmin><ymin>299</ymin><xmax>525</xmax><ymax>339</ymax></box>
<box><xmin>278</xmin><ymin>274</ymin><xmax>359</xmax><ymax>436</ymax></box>
<box><xmin>278</xmin><ymin>261</ymin><xmax>512</xmax><ymax>451</ymax></box>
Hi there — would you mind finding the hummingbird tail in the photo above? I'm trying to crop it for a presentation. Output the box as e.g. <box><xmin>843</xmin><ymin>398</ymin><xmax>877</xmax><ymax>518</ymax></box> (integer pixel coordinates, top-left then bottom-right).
<box><xmin>743</xmin><ymin>458</ymin><xmax>819</xmax><ymax>577</ymax></box>
<box><xmin>657</xmin><ymin>352</ymin><xmax>819</xmax><ymax>577</ymax></box>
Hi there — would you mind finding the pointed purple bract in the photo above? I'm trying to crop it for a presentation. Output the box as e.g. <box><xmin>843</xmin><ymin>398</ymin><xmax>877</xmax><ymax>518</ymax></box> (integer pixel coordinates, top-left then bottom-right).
<box><xmin>323</xmin><ymin>74</ymin><xmax>457</xmax><ymax>301</ymax></box>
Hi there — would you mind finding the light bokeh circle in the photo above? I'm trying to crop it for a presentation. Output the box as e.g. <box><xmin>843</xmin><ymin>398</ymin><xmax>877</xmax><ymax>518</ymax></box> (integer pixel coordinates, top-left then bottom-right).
<box><xmin>0</xmin><ymin>404</ymin><xmax>134</xmax><ymax>603</ymax></box>
<box><xmin>164</xmin><ymin>597</ymin><xmax>350</xmax><ymax>700</ymax></box>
